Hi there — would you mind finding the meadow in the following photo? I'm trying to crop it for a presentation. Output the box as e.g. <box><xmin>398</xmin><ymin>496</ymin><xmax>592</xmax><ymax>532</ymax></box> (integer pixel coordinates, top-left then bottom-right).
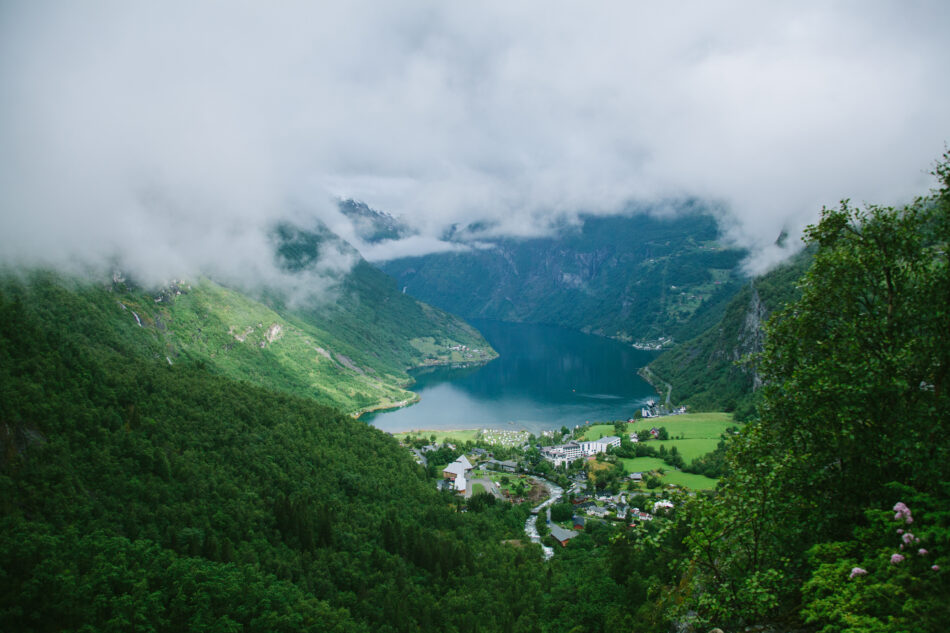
<box><xmin>582</xmin><ymin>412</ymin><xmax>735</xmax><ymax>441</ymax></box>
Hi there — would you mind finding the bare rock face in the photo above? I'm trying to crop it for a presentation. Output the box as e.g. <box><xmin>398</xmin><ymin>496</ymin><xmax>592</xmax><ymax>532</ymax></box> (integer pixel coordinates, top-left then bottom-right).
<box><xmin>644</xmin><ymin>251</ymin><xmax>812</xmax><ymax>413</ymax></box>
<box><xmin>265</xmin><ymin>323</ymin><xmax>283</xmax><ymax>343</ymax></box>
<box><xmin>153</xmin><ymin>280</ymin><xmax>189</xmax><ymax>304</ymax></box>
<box><xmin>335</xmin><ymin>353</ymin><xmax>365</xmax><ymax>375</ymax></box>
<box><xmin>736</xmin><ymin>285</ymin><xmax>768</xmax><ymax>390</ymax></box>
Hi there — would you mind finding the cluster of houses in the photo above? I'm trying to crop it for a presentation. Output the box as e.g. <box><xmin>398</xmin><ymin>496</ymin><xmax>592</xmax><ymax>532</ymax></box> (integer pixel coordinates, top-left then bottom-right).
<box><xmin>571</xmin><ymin>492</ymin><xmax>644</xmax><ymax>521</ymax></box>
<box><xmin>540</xmin><ymin>435</ymin><xmax>621</xmax><ymax>467</ymax></box>
<box><xmin>546</xmin><ymin>495</ymin><xmax>674</xmax><ymax>546</ymax></box>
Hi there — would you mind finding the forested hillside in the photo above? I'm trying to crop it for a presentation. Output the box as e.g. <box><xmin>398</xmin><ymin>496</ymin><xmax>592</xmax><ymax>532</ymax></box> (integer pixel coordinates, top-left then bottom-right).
<box><xmin>0</xmin><ymin>279</ymin><xmax>519</xmax><ymax>631</ymax></box>
<box><xmin>381</xmin><ymin>208</ymin><xmax>747</xmax><ymax>345</ymax></box>
<box><xmin>0</xmin><ymin>271</ymin><xmax>680</xmax><ymax>632</ymax></box>
<box><xmin>657</xmin><ymin>156</ymin><xmax>950</xmax><ymax>630</ymax></box>
<box><xmin>0</xmin><ymin>222</ymin><xmax>495</xmax><ymax>417</ymax></box>
<box><xmin>644</xmin><ymin>251</ymin><xmax>812</xmax><ymax>417</ymax></box>
<box><xmin>4</xmin><ymin>158</ymin><xmax>947</xmax><ymax>633</ymax></box>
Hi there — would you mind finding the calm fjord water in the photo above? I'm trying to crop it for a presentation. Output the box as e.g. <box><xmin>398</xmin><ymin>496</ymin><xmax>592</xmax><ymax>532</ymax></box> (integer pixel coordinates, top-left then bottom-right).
<box><xmin>367</xmin><ymin>320</ymin><xmax>660</xmax><ymax>435</ymax></box>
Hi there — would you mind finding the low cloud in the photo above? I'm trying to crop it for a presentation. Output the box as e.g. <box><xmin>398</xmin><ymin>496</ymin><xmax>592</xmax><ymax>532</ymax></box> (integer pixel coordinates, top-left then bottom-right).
<box><xmin>1</xmin><ymin>1</ymin><xmax>948</xmax><ymax>283</ymax></box>
<box><xmin>351</xmin><ymin>235</ymin><xmax>471</xmax><ymax>264</ymax></box>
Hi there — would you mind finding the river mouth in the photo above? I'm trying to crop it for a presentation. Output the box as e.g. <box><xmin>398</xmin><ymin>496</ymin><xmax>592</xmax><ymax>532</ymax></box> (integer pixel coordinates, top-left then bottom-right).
<box><xmin>367</xmin><ymin>320</ymin><xmax>660</xmax><ymax>434</ymax></box>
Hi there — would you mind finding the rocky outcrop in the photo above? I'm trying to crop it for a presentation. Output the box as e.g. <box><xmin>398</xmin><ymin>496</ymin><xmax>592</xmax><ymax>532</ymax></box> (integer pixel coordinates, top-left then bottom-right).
<box><xmin>736</xmin><ymin>284</ymin><xmax>768</xmax><ymax>390</ymax></box>
<box><xmin>646</xmin><ymin>251</ymin><xmax>812</xmax><ymax>415</ymax></box>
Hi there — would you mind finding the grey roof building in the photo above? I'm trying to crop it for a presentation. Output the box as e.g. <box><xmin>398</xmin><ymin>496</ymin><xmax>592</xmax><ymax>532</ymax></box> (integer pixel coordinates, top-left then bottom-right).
<box><xmin>549</xmin><ymin>524</ymin><xmax>579</xmax><ymax>546</ymax></box>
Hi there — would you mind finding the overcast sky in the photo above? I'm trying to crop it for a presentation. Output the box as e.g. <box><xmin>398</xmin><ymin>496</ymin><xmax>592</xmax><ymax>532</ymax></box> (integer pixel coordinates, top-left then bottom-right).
<box><xmin>2</xmin><ymin>1</ymin><xmax>949</xmax><ymax>287</ymax></box>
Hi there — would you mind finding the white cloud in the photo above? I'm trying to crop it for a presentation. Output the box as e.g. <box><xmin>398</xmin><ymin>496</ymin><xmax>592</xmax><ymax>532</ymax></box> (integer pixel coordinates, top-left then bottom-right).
<box><xmin>1</xmin><ymin>0</ymin><xmax>948</xmax><ymax>282</ymax></box>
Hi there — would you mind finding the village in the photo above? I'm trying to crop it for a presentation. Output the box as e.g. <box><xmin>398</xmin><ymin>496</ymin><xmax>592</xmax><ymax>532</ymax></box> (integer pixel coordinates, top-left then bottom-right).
<box><xmin>397</xmin><ymin>407</ymin><xmax>734</xmax><ymax>551</ymax></box>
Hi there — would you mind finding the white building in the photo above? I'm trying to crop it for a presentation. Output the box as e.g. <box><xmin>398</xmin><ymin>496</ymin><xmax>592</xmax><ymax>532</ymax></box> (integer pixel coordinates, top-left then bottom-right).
<box><xmin>540</xmin><ymin>441</ymin><xmax>584</xmax><ymax>467</ymax></box>
<box><xmin>541</xmin><ymin>435</ymin><xmax>621</xmax><ymax>467</ymax></box>
<box><xmin>443</xmin><ymin>455</ymin><xmax>474</xmax><ymax>492</ymax></box>
<box><xmin>580</xmin><ymin>435</ymin><xmax>620</xmax><ymax>454</ymax></box>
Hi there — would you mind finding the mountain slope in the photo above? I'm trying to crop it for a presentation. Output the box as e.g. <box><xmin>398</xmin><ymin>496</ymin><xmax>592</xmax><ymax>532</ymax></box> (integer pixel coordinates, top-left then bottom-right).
<box><xmin>338</xmin><ymin>198</ymin><xmax>412</xmax><ymax>243</ymax></box>
<box><xmin>0</xmin><ymin>278</ymin><xmax>541</xmax><ymax>633</ymax></box>
<box><xmin>139</xmin><ymin>269</ymin><xmax>492</xmax><ymax>415</ymax></box>
<box><xmin>2</xmin><ymin>231</ymin><xmax>495</xmax><ymax>416</ymax></box>
<box><xmin>380</xmin><ymin>208</ymin><xmax>747</xmax><ymax>345</ymax></box>
<box><xmin>644</xmin><ymin>251</ymin><xmax>812</xmax><ymax>416</ymax></box>
<box><xmin>1</xmin><ymin>269</ymin><xmax>678</xmax><ymax>633</ymax></box>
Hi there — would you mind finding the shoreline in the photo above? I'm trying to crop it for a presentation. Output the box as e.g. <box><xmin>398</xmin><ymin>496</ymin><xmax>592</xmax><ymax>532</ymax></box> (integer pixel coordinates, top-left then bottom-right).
<box><xmin>637</xmin><ymin>366</ymin><xmax>672</xmax><ymax>405</ymax></box>
<box><xmin>352</xmin><ymin>356</ymin><xmax>496</xmax><ymax>419</ymax></box>
<box><xmin>350</xmin><ymin>393</ymin><xmax>420</xmax><ymax>419</ymax></box>
<box><xmin>391</xmin><ymin>426</ymin><xmax>481</xmax><ymax>435</ymax></box>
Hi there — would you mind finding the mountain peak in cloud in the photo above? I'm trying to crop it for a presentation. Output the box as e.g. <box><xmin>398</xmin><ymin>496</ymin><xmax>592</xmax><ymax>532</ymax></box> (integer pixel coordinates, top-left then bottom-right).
<box><xmin>1</xmin><ymin>2</ymin><xmax>948</xmax><ymax>281</ymax></box>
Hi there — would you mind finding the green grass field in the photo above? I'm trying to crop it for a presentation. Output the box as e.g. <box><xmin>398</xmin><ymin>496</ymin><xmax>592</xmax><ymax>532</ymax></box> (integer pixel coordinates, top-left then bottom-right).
<box><xmin>581</xmin><ymin>424</ymin><xmax>622</xmax><ymax>441</ymax></box>
<box><xmin>631</xmin><ymin>412</ymin><xmax>735</xmax><ymax>438</ymax></box>
<box><xmin>582</xmin><ymin>412</ymin><xmax>735</xmax><ymax>441</ymax></box>
<box><xmin>619</xmin><ymin>456</ymin><xmax>719</xmax><ymax>491</ymax></box>
<box><xmin>620</xmin><ymin>457</ymin><xmax>668</xmax><ymax>473</ymax></box>
<box><xmin>653</xmin><ymin>438</ymin><xmax>720</xmax><ymax>462</ymax></box>
<box><xmin>662</xmin><ymin>470</ymin><xmax>718</xmax><ymax>490</ymax></box>
<box><xmin>470</xmin><ymin>483</ymin><xmax>486</xmax><ymax>495</ymax></box>
<box><xmin>394</xmin><ymin>429</ymin><xmax>481</xmax><ymax>444</ymax></box>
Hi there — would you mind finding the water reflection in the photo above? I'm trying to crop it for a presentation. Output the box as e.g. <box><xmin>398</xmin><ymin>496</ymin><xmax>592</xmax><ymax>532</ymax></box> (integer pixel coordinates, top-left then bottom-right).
<box><xmin>367</xmin><ymin>320</ymin><xmax>659</xmax><ymax>434</ymax></box>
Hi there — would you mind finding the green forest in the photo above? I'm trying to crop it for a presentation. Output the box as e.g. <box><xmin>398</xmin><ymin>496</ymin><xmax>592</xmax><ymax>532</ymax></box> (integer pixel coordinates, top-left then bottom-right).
<box><xmin>2</xmin><ymin>155</ymin><xmax>949</xmax><ymax>632</ymax></box>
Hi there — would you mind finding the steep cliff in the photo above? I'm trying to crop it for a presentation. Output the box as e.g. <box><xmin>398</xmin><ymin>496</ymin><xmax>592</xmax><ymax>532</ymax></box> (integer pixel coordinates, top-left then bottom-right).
<box><xmin>645</xmin><ymin>250</ymin><xmax>812</xmax><ymax>417</ymax></box>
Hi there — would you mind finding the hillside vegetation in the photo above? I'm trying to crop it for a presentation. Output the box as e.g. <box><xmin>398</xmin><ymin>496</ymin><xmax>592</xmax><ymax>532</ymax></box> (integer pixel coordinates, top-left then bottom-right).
<box><xmin>381</xmin><ymin>208</ymin><xmax>747</xmax><ymax>345</ymax></box>
<box><xmin>0</xmin><ymin>233</ymin><xmax>495</xmax><ymax>417</ymax></box>
<box><xmin>645</xmin><ymin>252</ymin><xmax>812</xmax><ymax>417</ymax></box>
<box><xmin>0</xmin><ymin>279</ymin><xmax>535</xmax><ymax>632</ymax></box>
<box><xmin>657</xmin><ymin>156</ymin><xmax>950</xmax><ymax>630</ymax></box>
<box><xmin>0</xmin><ymin>268</ymin><xmax>687</xmax><ymax>632</ymax></box>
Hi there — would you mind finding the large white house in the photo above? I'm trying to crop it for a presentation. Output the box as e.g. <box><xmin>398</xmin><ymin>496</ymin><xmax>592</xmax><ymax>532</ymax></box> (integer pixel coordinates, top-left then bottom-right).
<box><xmin>442</xmin><ymin>455</ymin><xmax>473</xmax><ymax>492</ymax></box>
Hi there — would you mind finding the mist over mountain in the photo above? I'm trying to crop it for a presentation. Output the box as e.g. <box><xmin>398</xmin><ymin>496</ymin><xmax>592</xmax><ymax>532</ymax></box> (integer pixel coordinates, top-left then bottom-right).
<box><xmin>381</xmin><ymin>205</ymin><xmax>748</xmax><ymax>345</ymax></box>
<box><xmin>3</xmin><ymin>2</ymin><xmax>948</xmax><ymax>286</ymax></box>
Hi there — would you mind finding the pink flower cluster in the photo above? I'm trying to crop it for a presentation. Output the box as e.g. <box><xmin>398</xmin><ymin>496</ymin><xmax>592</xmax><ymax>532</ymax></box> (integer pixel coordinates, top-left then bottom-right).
<box><xmin>851</xmin><ymin>502</ymin><xmax>942</xmax><ymax>579</ymax></box>
<box><xmin>894</xmin><ymin>501</ymin><xmax>914</xmax><ymax>524</ymax></box>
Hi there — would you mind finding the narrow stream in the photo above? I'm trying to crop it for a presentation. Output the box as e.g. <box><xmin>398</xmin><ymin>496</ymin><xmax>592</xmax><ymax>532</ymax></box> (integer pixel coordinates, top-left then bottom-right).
<box><xmin>524</xmin><ymin>478</ymin><xmax>563</xmax><ymax>560</ymax></box>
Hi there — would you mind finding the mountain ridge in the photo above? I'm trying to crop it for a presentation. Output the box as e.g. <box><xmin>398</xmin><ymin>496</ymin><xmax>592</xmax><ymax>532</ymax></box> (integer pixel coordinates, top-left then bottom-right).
<box><xmin>379</xmin><ymin>208</ymin><xmax>749</xmax><ymax>346</ymax></box>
